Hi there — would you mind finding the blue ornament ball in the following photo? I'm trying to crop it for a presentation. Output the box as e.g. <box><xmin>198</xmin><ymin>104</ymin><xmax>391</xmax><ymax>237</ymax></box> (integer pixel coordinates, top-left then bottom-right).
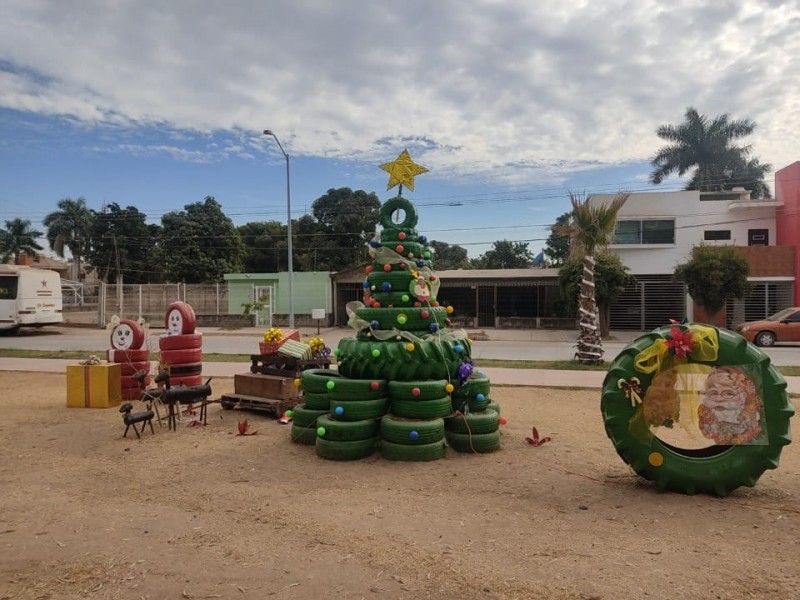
<box><xmin>409</xmin><ymin>430</ymin><xmax>419</xmax><ymax>441</ymax></box>
<box><xmin>369</xmin><ymin>239</ymin><xmax>379</xmax><ymax>248</ymax></box>
<box><xmin>371</xmin><ymin>320</ymin><xmax>380</xmax><ymax>328</ymax></box>
<box><xmin>429</xmin><ymin>323</ymin><xmax>439</xmax><ymax>332</ymax></box>
<box><xmin>416</xmin><ymin>259</ymin><xmax>425</xmax><ymax>267</ymax></box>
<box><xmin>362</xmin><ymin>281</ymin><xmax>370</xmax><ymax>288</ymax></box>
<box><xmin>419</xmin><ymin>235</ymin><xmax>427</xmax><ymax>244</ymax></box>
<box><xmin>476</xmin><ymin>393</ymin><xmax>485</xmax><ymax>402</ymax></box>
<box><xmin>381</xmin><ymin>282</ymin><xmax>391</xmax><ymax>292</ymax></box>
<box><xmin>335</xmin><ymin>406</ymin><xmax>344</xmax><ymax>416</ymax></box>
<box><xmin>454</xmin><ymin>344</ymin><xmax>464</xmax><ymax>353</ymax></box>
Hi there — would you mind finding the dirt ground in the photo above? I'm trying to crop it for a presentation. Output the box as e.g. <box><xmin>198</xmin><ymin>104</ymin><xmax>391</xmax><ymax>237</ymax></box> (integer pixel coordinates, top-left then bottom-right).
<box><xmin>0</xmin><ymin>372</ymin><xmax>798</xmax><ymax>600</ymax></box>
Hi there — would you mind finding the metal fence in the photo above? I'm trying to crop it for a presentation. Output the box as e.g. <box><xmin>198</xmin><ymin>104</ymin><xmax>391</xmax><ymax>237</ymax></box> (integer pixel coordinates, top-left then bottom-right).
<box><xmin>97</xmin><ymin>282</ymin><xmax>230</xmax><ymax>326</ymax></box>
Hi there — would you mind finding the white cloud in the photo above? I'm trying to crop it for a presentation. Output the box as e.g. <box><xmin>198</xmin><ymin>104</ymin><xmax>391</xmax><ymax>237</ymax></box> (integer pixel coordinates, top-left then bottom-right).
<box><xmin>1</xmin><ymin>0</ymin><xmax>799</xmax><ymax>183</ymax></box>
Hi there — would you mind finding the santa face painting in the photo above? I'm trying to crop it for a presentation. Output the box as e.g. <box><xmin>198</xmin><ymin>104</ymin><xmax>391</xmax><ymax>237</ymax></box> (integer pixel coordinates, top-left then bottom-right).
<box><xmin>111</xmin><ymin>322</ymin><xmax>136</xmax><ymax>350</ymax></box>
<box><xmin>166</xmin><ymin>309</ymin><xmax>183</xmax><ymax>335</ymax></box>
<box><xmin>698</xmin><ymin>366</ymin><xmax>763</xmax><ymax>445</ymax></box>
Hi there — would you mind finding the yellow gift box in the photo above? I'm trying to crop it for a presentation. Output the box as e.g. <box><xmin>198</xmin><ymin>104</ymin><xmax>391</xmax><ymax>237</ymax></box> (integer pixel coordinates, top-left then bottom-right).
<box><xmin>66</xmin><ymin>363</ymin><xmax>122</xmax><ymax>408</ymax></box>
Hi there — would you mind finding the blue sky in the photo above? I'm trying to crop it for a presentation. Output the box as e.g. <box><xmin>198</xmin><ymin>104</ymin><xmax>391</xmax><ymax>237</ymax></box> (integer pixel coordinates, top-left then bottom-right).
<box><xmin>2</xmin><ymin>1</ymin><xmax>798</xmax><ymax>259</ymax></box>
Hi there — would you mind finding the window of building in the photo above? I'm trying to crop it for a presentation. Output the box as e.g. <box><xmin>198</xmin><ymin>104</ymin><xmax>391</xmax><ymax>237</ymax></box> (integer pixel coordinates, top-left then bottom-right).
<box><xmin>613</xmin><ymin>219</ymin><xmax>675</xmax><ymax>244</ymax></box>
<box><xmin>704</xmin><ymin>230</ymin><xmax>731</xmax><ymax>241</ymax></box>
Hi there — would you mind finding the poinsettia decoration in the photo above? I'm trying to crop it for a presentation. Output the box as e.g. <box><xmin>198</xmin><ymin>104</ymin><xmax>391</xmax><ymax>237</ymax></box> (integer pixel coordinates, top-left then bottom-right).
<box><xmin>664</xmin><ymin>322</ymin><xmax>694</xmax><ymax>358</ymax></box>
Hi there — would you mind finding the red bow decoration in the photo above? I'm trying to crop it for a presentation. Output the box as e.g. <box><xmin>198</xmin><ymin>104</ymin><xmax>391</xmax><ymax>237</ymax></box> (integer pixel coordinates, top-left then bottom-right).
<box><xmin>665</xmin><ymin>324</ymin><xmax>694</xmax><ymax>358</ymax></box>
<box><xmin>237</xmin><ymin>419</ymin><xmax>258</xmax><ymax>436</ymax></box>
<box><xmin>525</xmin><ymin>426</ymin><xmax>551</xmax><ymax>446</ymax></box>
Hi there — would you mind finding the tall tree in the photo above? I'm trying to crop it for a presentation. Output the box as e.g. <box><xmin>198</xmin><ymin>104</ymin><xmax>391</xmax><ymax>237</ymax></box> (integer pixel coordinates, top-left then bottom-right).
<box><xmin>544</xmin><ymin>211</ymin><xmax>573</xmax><ymax>267</ymax></box>
<box><xmin>553</xmin><ymin>191</ymin><xmax>629</xmax><ymax>364</ymax></box>
<box><xmin>0</xmin><ymin>218</ymin><xmax>43</xmax><ymax>263</ymax></box>
<box><xmin>474</xmin><ymin>240</ymin><xmax>533</xmax><ymax>269</ymax></box>
<box><xmin>160</xmin><ymin>197</ymin><xmax>245</xmax><ymax>283</ymax></box>
<box><xmin>674</xmin><ymin>245</ymin><xmax>750</xmax><ymax>324</ymax></box>
<box><xmin>86</xmin><ymin>203</ymin><xmax>164</xmax><ymax>284</ymax></box>
<box><xmin>239</xmin><ymin>221</ymin><xmax>287</xmax><ymax>272</ymax></box>
<box><xmin>43</xmin><ymin>197</ymin><xmax>93</xmax><ymax>281</ymax></box>
<box><xmin>428</xmin><ymin>240</ymin><xmax>470</xmax><ymax>270</ymax></box>
<box><xmin>312</xmin><ymin>188</ymin><xmax>381</xmax><ymax>270</ymax></box>
<box><xmin>649</xmin><ymin>107</ymin><xmax>771</xmax><ymax>196</ymax></box>
<box><xmin>559</xmin><ymin>251</ymin><xmax>633</xmax><ymax>336</ymax></box>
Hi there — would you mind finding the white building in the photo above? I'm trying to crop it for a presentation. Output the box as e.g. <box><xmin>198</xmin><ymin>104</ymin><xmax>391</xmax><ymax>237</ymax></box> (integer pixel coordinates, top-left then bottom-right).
<box><xmin>589</xmin><ymin>189</ymin><xmax>791</xmax><ymax>330</ymax></box>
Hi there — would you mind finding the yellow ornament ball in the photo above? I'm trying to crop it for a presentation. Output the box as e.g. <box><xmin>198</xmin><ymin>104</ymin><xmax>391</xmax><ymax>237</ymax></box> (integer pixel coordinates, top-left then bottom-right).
<box><xmin>446</xmin><ymin>305</ymin><xmax>454</xmax><ymax>314</ymax></box>
<box><xmin>405</xmin><ymin>343</ymin><xmax>415</xmax><ymax>352</ymax></box>
<box><xmin>293</xmin><ymin>378</ymin><xmax>301</xmax><ymax>387</ymax></box>
<box><xmin>445</xmin><ymin>383</ymin><xmax>454</xmax><ymax>393</ymax></box>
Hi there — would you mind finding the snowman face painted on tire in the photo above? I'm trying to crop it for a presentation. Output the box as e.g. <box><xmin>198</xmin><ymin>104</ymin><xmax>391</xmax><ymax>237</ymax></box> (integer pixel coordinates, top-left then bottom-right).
<box><xmin>164</xmin><ymin>301</ymin><xmax>196</xmax><ymax>335</ymax></box>
<box><xmin>110</xmin><ymin>319</ymin><xmax>145</xmax><ymax>350</ymax></box>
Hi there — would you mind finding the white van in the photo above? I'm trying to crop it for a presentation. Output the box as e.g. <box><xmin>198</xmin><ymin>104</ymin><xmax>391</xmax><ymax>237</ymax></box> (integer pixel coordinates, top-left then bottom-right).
<box><xmin>0</xmin><ymin>265</ymin><xmax>63</xmax><ymax>333</ymax></box>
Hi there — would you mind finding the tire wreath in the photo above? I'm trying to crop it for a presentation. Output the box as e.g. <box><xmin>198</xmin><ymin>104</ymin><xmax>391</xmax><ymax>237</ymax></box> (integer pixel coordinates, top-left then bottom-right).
<box><xmin>379</xmin><ymin>196</ymin><xmax>418</xmax><ymax>230</ymax></box>
<box><xmin>601</xmin><ymin>324</ymin><xmax>794</xmax><ymax>497</ymax></box>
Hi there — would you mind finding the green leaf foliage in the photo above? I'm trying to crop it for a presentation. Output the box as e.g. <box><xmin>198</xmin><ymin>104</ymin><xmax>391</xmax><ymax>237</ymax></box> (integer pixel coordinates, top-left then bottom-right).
<box><xmin>1</xmin><ymin>218</ymin><xmax>43</xmax><ymax>263</ymax></box>
<box><xmin>428</xmin><ymin>240</ymin><xmax>471</xmax><ymax>270</ymax></box>
<box><xmin>311</xmin><ymin>188</ymin><xmax>381</xmax><ymax>271</ymax></box>
<box><xmin>673</xmin><ymin>245</ymin><xmax>751</xmax><ymax>314</ymax></box>
<box><xmin>160</xmin><ymin>196</ymin><xmax>245</xmax><ymax>283</ymax></box>
<box><xmin>474</xmin><ymin>240</ymin><xmax>533</xmax><ymax>269</ymax></box>
<box><xmin>544</xmin><ymin>211</ymin><xmax>573</xmax><ymax>267</ymax></box>
<box><xmin>559</xmin><ymin>251</ymin><xmax>634</xmax><ymax>307</ymax></box>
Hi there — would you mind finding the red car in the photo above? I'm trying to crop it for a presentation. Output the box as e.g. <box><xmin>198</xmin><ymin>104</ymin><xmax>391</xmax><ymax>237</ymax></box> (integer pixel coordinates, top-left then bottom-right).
<box><xmin>734</xmin><ymin>307</ymin><xmax>800</xmax><ymax>346</ymax></box>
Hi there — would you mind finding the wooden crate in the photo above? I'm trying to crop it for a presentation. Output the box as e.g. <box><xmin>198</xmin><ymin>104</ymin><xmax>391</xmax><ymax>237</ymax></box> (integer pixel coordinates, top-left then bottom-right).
<box><xmin>234</xmin><ymin>373</ymin><xmax>299</xmax><ymax>399</ymax></box>
<box><xmin>219</xmin><ymin>393</ymin><xmax>300</xmax><ymax>417</ymax></box>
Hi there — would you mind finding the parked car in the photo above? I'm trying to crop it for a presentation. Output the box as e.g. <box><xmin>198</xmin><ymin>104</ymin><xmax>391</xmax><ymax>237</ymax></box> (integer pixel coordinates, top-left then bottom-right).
<box><xmin>734</xmin><ymin>307</ymin><xmax>800</xmax><ymax>346</ymax></box>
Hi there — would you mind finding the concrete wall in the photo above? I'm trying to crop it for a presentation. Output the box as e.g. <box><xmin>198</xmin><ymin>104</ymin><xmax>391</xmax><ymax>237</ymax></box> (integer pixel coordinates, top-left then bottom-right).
<box><xmin>224</xmin><ymin>272</ymin><xmax>333</xmax><ymax>321</ymax></box>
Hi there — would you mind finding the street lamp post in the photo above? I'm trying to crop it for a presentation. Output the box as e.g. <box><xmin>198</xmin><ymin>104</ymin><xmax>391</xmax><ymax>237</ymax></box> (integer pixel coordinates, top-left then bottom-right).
<box><xmin>263</xmin><ymin>129</ymin><xmax>294</xmax><ymax>328</ymax></box>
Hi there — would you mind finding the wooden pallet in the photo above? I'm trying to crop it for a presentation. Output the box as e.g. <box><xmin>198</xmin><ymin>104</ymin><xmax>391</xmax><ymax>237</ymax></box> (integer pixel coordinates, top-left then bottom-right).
<box><xmin>219</xmin><ymin>393</ymin><xmax>301</xmax><ymax>417</ymax></box>
<box><xmin>250</xmin><ymin>354</ymin><xmax>331</xmax><ymax>378</ymax></box>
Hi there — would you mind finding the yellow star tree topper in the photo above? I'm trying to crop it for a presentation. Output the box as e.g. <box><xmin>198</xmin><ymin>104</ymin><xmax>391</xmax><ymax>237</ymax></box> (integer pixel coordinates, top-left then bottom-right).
<box><xmin>380</xmin><ymin>149</ymin><xmax>428</xmax><ymax>194</ymax></box>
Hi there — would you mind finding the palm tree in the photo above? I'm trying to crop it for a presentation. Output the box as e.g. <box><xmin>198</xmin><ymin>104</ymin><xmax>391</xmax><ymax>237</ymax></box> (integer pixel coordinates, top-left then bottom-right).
<box><xmin>553</xmin><ymin>191</ymin><xmax>629</xmax><ymax>364</ymax></box>
<box><xmin>649</xmin><ymin>107</ymin><xmax>770</xmax><ymax>195</ymax></box>
<box><xmin>0</xmin><ymin>218</ymin><xmax>44</xmax><ymax>264</ymax></box>
<box><xmin>43</xmin><ymin>197</ymin><xmax>93</xmax><ymax>281</ymax></box>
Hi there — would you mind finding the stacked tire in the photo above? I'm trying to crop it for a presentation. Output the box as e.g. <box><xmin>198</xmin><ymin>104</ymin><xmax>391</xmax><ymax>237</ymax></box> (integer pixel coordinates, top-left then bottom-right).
<box><xmin>107</xmin><ymin>319</ymin><xmax>150</xmax><ymax>401</ymax></box>
<box><xmin>446</xmin><ymin>373</ymin><xmax>501</xmax><ymax>453</ymax></box>
<box><xmin>380</xmin><ymin>380</ymin><xmax>449</xmax><ymax>461</ymax></box>
<box><xmin>158</xmin><ymin>301</ymin><xmax>203</xmax><ymax>386</ymax></box>
<box><xmin>315</xmin><ymin>377</ymin><xmax>387</xmax><ymax>460</ymax></box>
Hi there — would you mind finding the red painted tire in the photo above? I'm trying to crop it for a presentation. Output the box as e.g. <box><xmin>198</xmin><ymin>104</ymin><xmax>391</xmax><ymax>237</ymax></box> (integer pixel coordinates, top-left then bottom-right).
<box><xmin>158</xmin><ymin>332</ymin><xmax>203</xmax><ymax>351</ymax></box>
<box><xmin>118</xmin><ymin>361</ymin><xmax>151</xmax><ymax>377</ymax></box>
<box><xmin>164</xmin><ymin>301</ymin><xmax>197</xmax><ymax>335</ymax></box>
<box><xmin>108</xmin><ymin>348</ymin><xmax>150</xmax><ymax>363</ymax></box>
<box><xmin>121</xmin><ymin>374</ymin><xmax>150</xmax><ymax>389</ymax></box>
<box><xmin>159</xmin><ymin>347</ymin><xmax>202</xmax><ymax>365</ymax></box>
<box><xmin>109</xmin><ymin>319</ymin><xmax>146</xmax><ymax>351</ymax></box>
<box><xmin>165</xmin><ymin>362</ymin><xmax>203</xmax><ymax>376</ymax></box>
<box><xmin>160</xmin><ymin>374</ymin><xmax>204</xmax><ymax>388</ymax></box>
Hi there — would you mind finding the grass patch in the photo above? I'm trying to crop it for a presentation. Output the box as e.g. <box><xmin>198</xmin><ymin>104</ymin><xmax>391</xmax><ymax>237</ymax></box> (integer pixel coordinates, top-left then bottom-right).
<box><xmin>2</xmin><ymin>348</ymin><xmax>799</xmax><ymax>377</ymax></box>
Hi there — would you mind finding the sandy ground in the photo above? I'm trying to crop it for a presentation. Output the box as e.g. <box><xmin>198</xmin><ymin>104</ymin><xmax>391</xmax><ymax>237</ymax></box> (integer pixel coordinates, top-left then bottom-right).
<box><xmin>0</xmin><ymin>372</ymin><xmax>798</xmax><ymax>600</ymax></box>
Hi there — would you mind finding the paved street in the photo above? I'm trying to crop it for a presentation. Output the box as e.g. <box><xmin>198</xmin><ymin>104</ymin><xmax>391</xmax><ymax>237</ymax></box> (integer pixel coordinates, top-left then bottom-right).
<box><xmin>2</xmin><ymin>324</ymin><xmax>800</xmax><ymax>366</ymax></box>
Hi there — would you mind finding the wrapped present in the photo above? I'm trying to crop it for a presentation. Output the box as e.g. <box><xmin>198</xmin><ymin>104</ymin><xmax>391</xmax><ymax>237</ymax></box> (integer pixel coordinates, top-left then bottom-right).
<box><xmin>277</xmin><ymin>339</ymin><xmax>313</xmax><ymax>360</ymax></box>
<box><xmin>66</xmin><ymin>363</ymin><xmax>122</xmax><ymax>408</ymax></box>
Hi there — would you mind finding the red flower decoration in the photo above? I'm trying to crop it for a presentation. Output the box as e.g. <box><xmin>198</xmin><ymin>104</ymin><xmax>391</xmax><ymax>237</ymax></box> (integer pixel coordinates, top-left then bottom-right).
<box><xmin>665</xmin><ymin>326</ymin><xmax>694</xmax><ymax>358</ymax></box>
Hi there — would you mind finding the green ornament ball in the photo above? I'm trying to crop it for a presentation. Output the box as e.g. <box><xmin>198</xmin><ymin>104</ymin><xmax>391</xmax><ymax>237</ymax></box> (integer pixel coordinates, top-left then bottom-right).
<box><xmin>317</xmin><ymin>427</ymin><xmax>326</xmax><ymax>437</ymax></box>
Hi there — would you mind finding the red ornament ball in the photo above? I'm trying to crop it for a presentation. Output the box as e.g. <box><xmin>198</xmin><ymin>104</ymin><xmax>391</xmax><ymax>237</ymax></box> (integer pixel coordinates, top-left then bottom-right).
<box><xmin>411</xmin><ymin>387</ymin><xmax>421</xmax><ymax>397</ymax></box>
<box><xmin>395</xmin><ymin>245</ymin><xmax>404</xmax><ymax>253</ymax></box>
<box><xmin>370</xmin><ymin>381</ymin><xmax>380</xmax><ymax>390</ymax></box>
<box><xmin>398</xmin><ymin>232</ymin><xmax>407</xmax><ymax>240</ymax></box>
<box><xmin>383</xmin><ymin>264</ymin><xmax>392</xmax><ymax>272</ymax></box>
<box><xmin>365</xmin><ymin>265</ymin><xmax>373</xmax><ymax>274</ymax></box>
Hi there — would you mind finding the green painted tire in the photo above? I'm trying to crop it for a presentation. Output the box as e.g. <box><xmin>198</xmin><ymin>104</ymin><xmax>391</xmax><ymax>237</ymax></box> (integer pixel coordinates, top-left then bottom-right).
<box><xmin>368</xmin><ymin>270</ymin><xmax>415</xmax><ymax>290</ymax></box>
<box><xmin>451</xmin><ymin>372</ymin><xmax>491</xmax><ymax>399</ymax></box>
<box><xmin>357</xmin><ymin>307</ymin><xmax>447</xmax><ymax>331</ymax></box>
<box><xmin>291</xmin><ymin>404</ymin><xmax>329</xmax><ymax>428</ymax></box>
<box><xmin>329</xmin><ymin>396</ymin><xmax>389</xmax><ymax>421</ymax></box>
<box><xmin>380</xmin><ymin>440</ymin><xmax>446</xmax><ymax>462</ymax></box>
<box><xmin>290</xmin><ymin>424</ymin><xmax>317</xmax><ymax>445</ymax></box>
<box><xmin>379</xmin><ymin>196</ymin><xmax>418</xmax><ymax>229</ymax></box>
<box><xmin>326</xmin><ymin>377</ymin><xmax>387</xmax><ymax>400</ymax></box>
<box><xmin>378</xmin><ymin>227</ymin><xmax>418</xmax><ymax>243</ymax></box>
<box><xmin>303</xmin><ymin>391</ymin><xmax>330</xmax><ymax>410</ymax></box>
<box><xmin>445</xmin><ymin>410</ymin><xmax>499</xmax><ymax>434</ymax></box>
<box><xmin>316</xmin><ymin>414</ymin><xmax>379</xmax><ymax>441</ymax></box>
<box><xmin>487</xmin><ymin>400</ymin><xmax>501</xmax><ymax>415</ymax></box>
<box><xmin>446</xmin><ymin>430</ymin><xmax>501</xmax><ymax>453</ymax></box>
<box><xmin>315</xmin><ymin>436</ymin><xmax>378</xmax><ymax>461</ymax></box>
<box><xmin>390</xmin><ymin>396</ymin><xmax>452</xmax><ymax>419</ymax></box>
<box><xmin>389</xmin><ymin>380</ymin><xmax>451</xmax><ymax>401</ymax></box>
<box><xmin>369</xmin><ymin>291</ymin><xmax>416</xmax><ymax>307</ymax></box>
<box><xmin>336</xmin><ymin>336</ymin><xmax>470</xmax><ymax>381</ymax></box>
<box><xmin>300</xmin><ymin>369</ymin><xmax>340</xmax><ymax>394</ymax></box>
<box><xmin>380</xmin><ymin>415</ymin><xmax>445</xmax><ymax>445</ymax></box>
<box><xmin>602</xmin><ymin>324</ymin><xmax>794</xmax><ymax>497</ymax></box>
